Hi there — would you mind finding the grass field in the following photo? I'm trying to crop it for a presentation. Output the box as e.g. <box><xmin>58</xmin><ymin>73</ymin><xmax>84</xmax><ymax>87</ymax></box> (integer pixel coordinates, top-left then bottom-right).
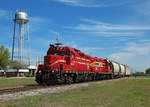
<box><xmin>0</xmin><ymin>77</ymin><xmax>37</xmax><ymax>88</ymax></box>
<box><xmin>0</xmin><ymin>78</ymin><xmax>150</xmax><ymax>107</ymax></box>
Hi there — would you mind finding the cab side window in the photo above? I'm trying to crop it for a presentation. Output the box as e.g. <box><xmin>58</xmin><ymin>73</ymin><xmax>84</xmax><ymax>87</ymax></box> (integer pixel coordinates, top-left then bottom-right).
<box><xmin>71</xmin><ymin>52</ymin><xmax>75</xmax><ymax>59</ymax></box>
<box><xmin>66</xmin><ymin>51</ymin><xmax>70</xmax><ymax>56</ymax></box>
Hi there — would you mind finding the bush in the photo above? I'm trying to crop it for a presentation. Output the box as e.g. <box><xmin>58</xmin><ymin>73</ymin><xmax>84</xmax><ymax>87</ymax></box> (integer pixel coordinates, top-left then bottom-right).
<box><xmin>146</xmin><ymin>68</ymin><xmax>150</xmax><ymax>74</ymax></box>
<box><xmin>9</xmin><ymin>61</ymin><xmax>28</xmax><ymax>69</ymax></box>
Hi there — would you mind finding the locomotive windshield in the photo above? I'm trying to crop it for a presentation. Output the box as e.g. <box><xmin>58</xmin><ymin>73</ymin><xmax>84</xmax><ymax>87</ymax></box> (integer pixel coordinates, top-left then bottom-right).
<box><xmin>48</xmin><ymin>52</ymin><xmax>65</xmax><ymax>56</ymax></box>
<box><xmin>47</xmin><ymin>45</ymin><xmax>70</xmax><ymax>56</ymax></box>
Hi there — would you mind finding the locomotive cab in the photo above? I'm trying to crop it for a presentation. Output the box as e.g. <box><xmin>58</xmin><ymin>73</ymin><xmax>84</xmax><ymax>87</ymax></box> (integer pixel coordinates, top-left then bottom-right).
<box><xmin>44</xmin><ymin>44</ymin><xmax>72</xmax><ymax>71</ymax></box>
<box><xmin>36</xmin><ymin>44</ymin><xmax>73</xmax><ymax>85</ymax></box>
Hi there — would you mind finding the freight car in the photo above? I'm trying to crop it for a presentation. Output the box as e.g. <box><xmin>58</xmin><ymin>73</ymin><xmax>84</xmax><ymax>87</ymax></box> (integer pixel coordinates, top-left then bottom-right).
<box><xmin>125</xmin><ymin>66</ymin><xmax>131</xmax><ymax>77</ymax></box>
<box><xmin>108</xmin><ymin>61</ymin><xmax>129</xmax><ymax>78</ymax></box>
<box><xmin>36</xmin><ymin>44</ymin><xmax>131</xmax><ymax>85</ymax></box>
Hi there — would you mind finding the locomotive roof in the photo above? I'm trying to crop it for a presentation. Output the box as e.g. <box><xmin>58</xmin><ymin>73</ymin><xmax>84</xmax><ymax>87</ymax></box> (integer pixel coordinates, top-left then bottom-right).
<box><xmin>50</xmin><ymin>45</ymin><xmax>107</xmax><ymax>61</ymax></box>
<box><xmin>56</xmin><ymin>45</ymin><xmax>91</xmax><ymax>58</ymax></box>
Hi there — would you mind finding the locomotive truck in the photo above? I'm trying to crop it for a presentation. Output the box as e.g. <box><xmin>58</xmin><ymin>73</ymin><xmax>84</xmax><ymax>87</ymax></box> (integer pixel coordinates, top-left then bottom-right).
<box><xmin>35</xmin><ymin>44</ymin><xmax>131</xmax><ymax>85</ymax></box>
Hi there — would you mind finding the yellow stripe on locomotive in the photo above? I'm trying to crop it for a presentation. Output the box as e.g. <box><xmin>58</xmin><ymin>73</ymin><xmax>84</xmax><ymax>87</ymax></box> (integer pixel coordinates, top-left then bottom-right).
<box><xmin>90</xmin><ymin>61</ymin><xmax>106</xmax><ymax>67</ymax></box>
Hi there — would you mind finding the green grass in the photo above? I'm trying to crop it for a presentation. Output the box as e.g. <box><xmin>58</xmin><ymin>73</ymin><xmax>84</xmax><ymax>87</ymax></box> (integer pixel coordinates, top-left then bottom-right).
<box><xmin>0</xmin><ymin>77</ymin><xmax>37</xmax><ymax>88</ymax></box>
<box><xmin>0</xmin><ymin>78</ymin><xmax>150</xmax><ymax>107</ymax></box>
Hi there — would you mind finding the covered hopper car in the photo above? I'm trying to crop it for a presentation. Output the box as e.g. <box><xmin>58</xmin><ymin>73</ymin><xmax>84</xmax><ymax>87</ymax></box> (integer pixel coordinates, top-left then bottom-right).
<box><xmin>36</xmin><ymin>44</ymin><xmax>131</xmax><ymax>85</ymax></box>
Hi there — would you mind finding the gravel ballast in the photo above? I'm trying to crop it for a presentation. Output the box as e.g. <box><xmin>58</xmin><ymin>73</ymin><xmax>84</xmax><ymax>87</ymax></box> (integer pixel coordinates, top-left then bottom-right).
<box><xmin>0</xmin><ymin>78</ymin><xmax>124</xmax><ymax>102</ymax></box>
<box><xmin>0</xmin><ymin>83</ymin><xmax>89</xmax><ymax>102</ymax></box>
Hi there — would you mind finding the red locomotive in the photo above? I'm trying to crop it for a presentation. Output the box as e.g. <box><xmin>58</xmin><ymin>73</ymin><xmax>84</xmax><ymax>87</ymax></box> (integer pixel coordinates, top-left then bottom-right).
<box><xmin>36</xmin><ymin>43</ymin><xmax>131</xmax><ymax>85</ymax></box>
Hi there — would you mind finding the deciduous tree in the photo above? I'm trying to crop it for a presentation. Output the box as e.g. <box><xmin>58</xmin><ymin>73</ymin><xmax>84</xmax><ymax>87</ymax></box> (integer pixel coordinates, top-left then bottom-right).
<box><xmin>0</xmin><ymin>45</ymin><xmax>10</xmax><ymax>70</ymax></box>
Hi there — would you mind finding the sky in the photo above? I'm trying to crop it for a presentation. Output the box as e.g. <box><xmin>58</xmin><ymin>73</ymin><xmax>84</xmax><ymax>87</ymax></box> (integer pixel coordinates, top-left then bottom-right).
<box><xmin>0</xmin><ymin>0</ymin><xmax>150</xmax><ymax>72</ymax></box>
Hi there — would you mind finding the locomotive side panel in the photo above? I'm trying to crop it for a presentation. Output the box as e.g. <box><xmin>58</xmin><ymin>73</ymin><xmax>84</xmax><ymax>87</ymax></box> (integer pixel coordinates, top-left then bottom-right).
<box><xmin>90</xmin><ymin>58</ymin><xmax>110</xmax><ymax>73</ymax></box>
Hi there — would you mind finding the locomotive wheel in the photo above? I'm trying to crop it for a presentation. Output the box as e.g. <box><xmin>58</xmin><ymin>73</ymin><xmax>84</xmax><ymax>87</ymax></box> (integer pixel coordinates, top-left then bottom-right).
<box><xmin>111</xmin><ymin>74</ymin><xmax>114</xmax><ymax>79</ymax></box>
<box><xmin>56</xmin><ymin>73</ymin><xmax>65</xmax><ymax>85</ymax></box>
<box><xmin>66</xmin><ymin>75</ymin><xmax>73</xmax><ymax>84</ymax></box>
<box><xmin>88</xmin><ymin>75</ymin><xmax>92</xmax><ymax>81</ymax></box>
<box><xmin>42</xmin><ymin>73</ymin><xmax>56</xmax><ymax>85</ymax></box>
<box><xmin>73</xmin><ymin>75</ymin><xmax>78</xmax><ymax>83</ymax></box>
<box><xmin>35</xmin><ymin>73</ymin><xmax>43</xmax><ymax>85</ymax></box>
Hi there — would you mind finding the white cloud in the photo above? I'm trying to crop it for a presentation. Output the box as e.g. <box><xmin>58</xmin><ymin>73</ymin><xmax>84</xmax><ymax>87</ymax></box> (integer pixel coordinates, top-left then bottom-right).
<box><xmin>80</xmin><ymin>47</ymin><xmax>103</xmax><ymax>56</ymax></box>
<box><xmin>109</xmin><ymin>41</ymin><xmax>150</xmax><ymax>72</ymax></box>
<box><xmin>68</xmin><ymin>19</ymin><xmax>150</xmax><ymax>31</ymax></box>
<box><xmin>29</xmin><ymin>16</ymin><xmax>51</xmax><ymax>32</ymax></box>
<box><xmin>109</xmin><ymin>52</ymin><xmax>134</xmax><ymax>62</ymax></box>
<box><xmin>124</xmin><ymin>42</ymin><xmax>150</xmax><ymax>55</ymax></box>
<box><xmin>138</xmin><ymin>40</ymin><xmax>150</xmax><ymax>43</ymax></box>
<box><xmin>81</xmin><ymin>19</ymin><xmax>111</xmax><ymax>26</ymax></box>
<box><xmin>52</xmin><ymin>0</ymin><xmax>106</xmax><ymax>8</ymax></box>
<box><xmin>64</xmin><ymin>42</ymin><xmax>78</xmax><ymax>49</ymax></box>
<box><xmin>0</xmin><ymin>9</ymin><xmax>9</xmax><ymax>18</ymax></box>
<box><xmin>30</xmin><ymin>17</ymin><xmax>49</xmax><ymax>23</ymax></box>
<box><xmin>133</xmin><ymin>0</ymin><xmax>150</xmax><ymax>17</ymax></box>
<box><xmin>87</xmin><ymin>31</ymin><xmax>139</xmax><ymax>37</ymax></box>
<box><xmin>52</xmin><ymin>0</ymin><xmax>139</xmax><ymax>8</ymax></box>
<box><xmin>64</xmin><ymin>41</ymin><xmax>103</xmax><ymax>56</ymax></box>
<box><xmin>48</xmin><ymin>29</ymin><xmax>60</xmax><ymax>36</ymax></box>
<box><xmin>65</xmin><ymin>18</ymin><xmax>150</xmax><ymax>37</ymax></box>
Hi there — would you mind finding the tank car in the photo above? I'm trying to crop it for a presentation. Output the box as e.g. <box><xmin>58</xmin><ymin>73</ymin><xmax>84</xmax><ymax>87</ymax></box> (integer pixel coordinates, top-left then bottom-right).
<box><xmin>109</xmin><ymin>61</ymin><xmax>121</xmax><ymax>78</ymax></box>
<box><xmin>120</xmin><ymin>64</ymin><xmax>126</xmax><ymax>77</ymax></box>
<box><xmin>125</xmin><ymin>66</ymin><xmax>131</xmax><ymax>76</ymax></box>
<box><xmin>109</xmin><ymin>60</ymin><xmax>131</xmax><ymax>78</ymax></box>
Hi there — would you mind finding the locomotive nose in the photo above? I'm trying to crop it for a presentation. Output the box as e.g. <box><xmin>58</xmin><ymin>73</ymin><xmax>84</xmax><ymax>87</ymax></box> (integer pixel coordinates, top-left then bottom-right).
<box><xmin>44</xmin><ymin>56</ymin><xmax>51</xmax><ymax>65</ymax></box>
<box><xmin>44</xmin><ymin>55</ymin><xmax>58</xmax><ymax>65</ymax></box>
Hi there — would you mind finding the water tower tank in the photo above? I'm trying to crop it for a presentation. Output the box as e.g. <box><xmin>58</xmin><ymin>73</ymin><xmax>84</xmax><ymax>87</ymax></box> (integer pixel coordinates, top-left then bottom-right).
<box><xmin>15</xmin><ymin>11</ymin><xmax>28</xmax><ymax>24</ymax></box>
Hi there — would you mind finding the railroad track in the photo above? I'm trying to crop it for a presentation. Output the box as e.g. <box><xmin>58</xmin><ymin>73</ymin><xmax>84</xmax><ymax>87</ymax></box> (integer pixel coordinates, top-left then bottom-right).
<box><xmin>0</xmin><ymin>85</ymin><xmax>52</xmax><ymax>95</ymax></box>
<box><xmin>0</xmin><ymin>78</ymin><xmax>126</xmax><ymax>95</ymax></box>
